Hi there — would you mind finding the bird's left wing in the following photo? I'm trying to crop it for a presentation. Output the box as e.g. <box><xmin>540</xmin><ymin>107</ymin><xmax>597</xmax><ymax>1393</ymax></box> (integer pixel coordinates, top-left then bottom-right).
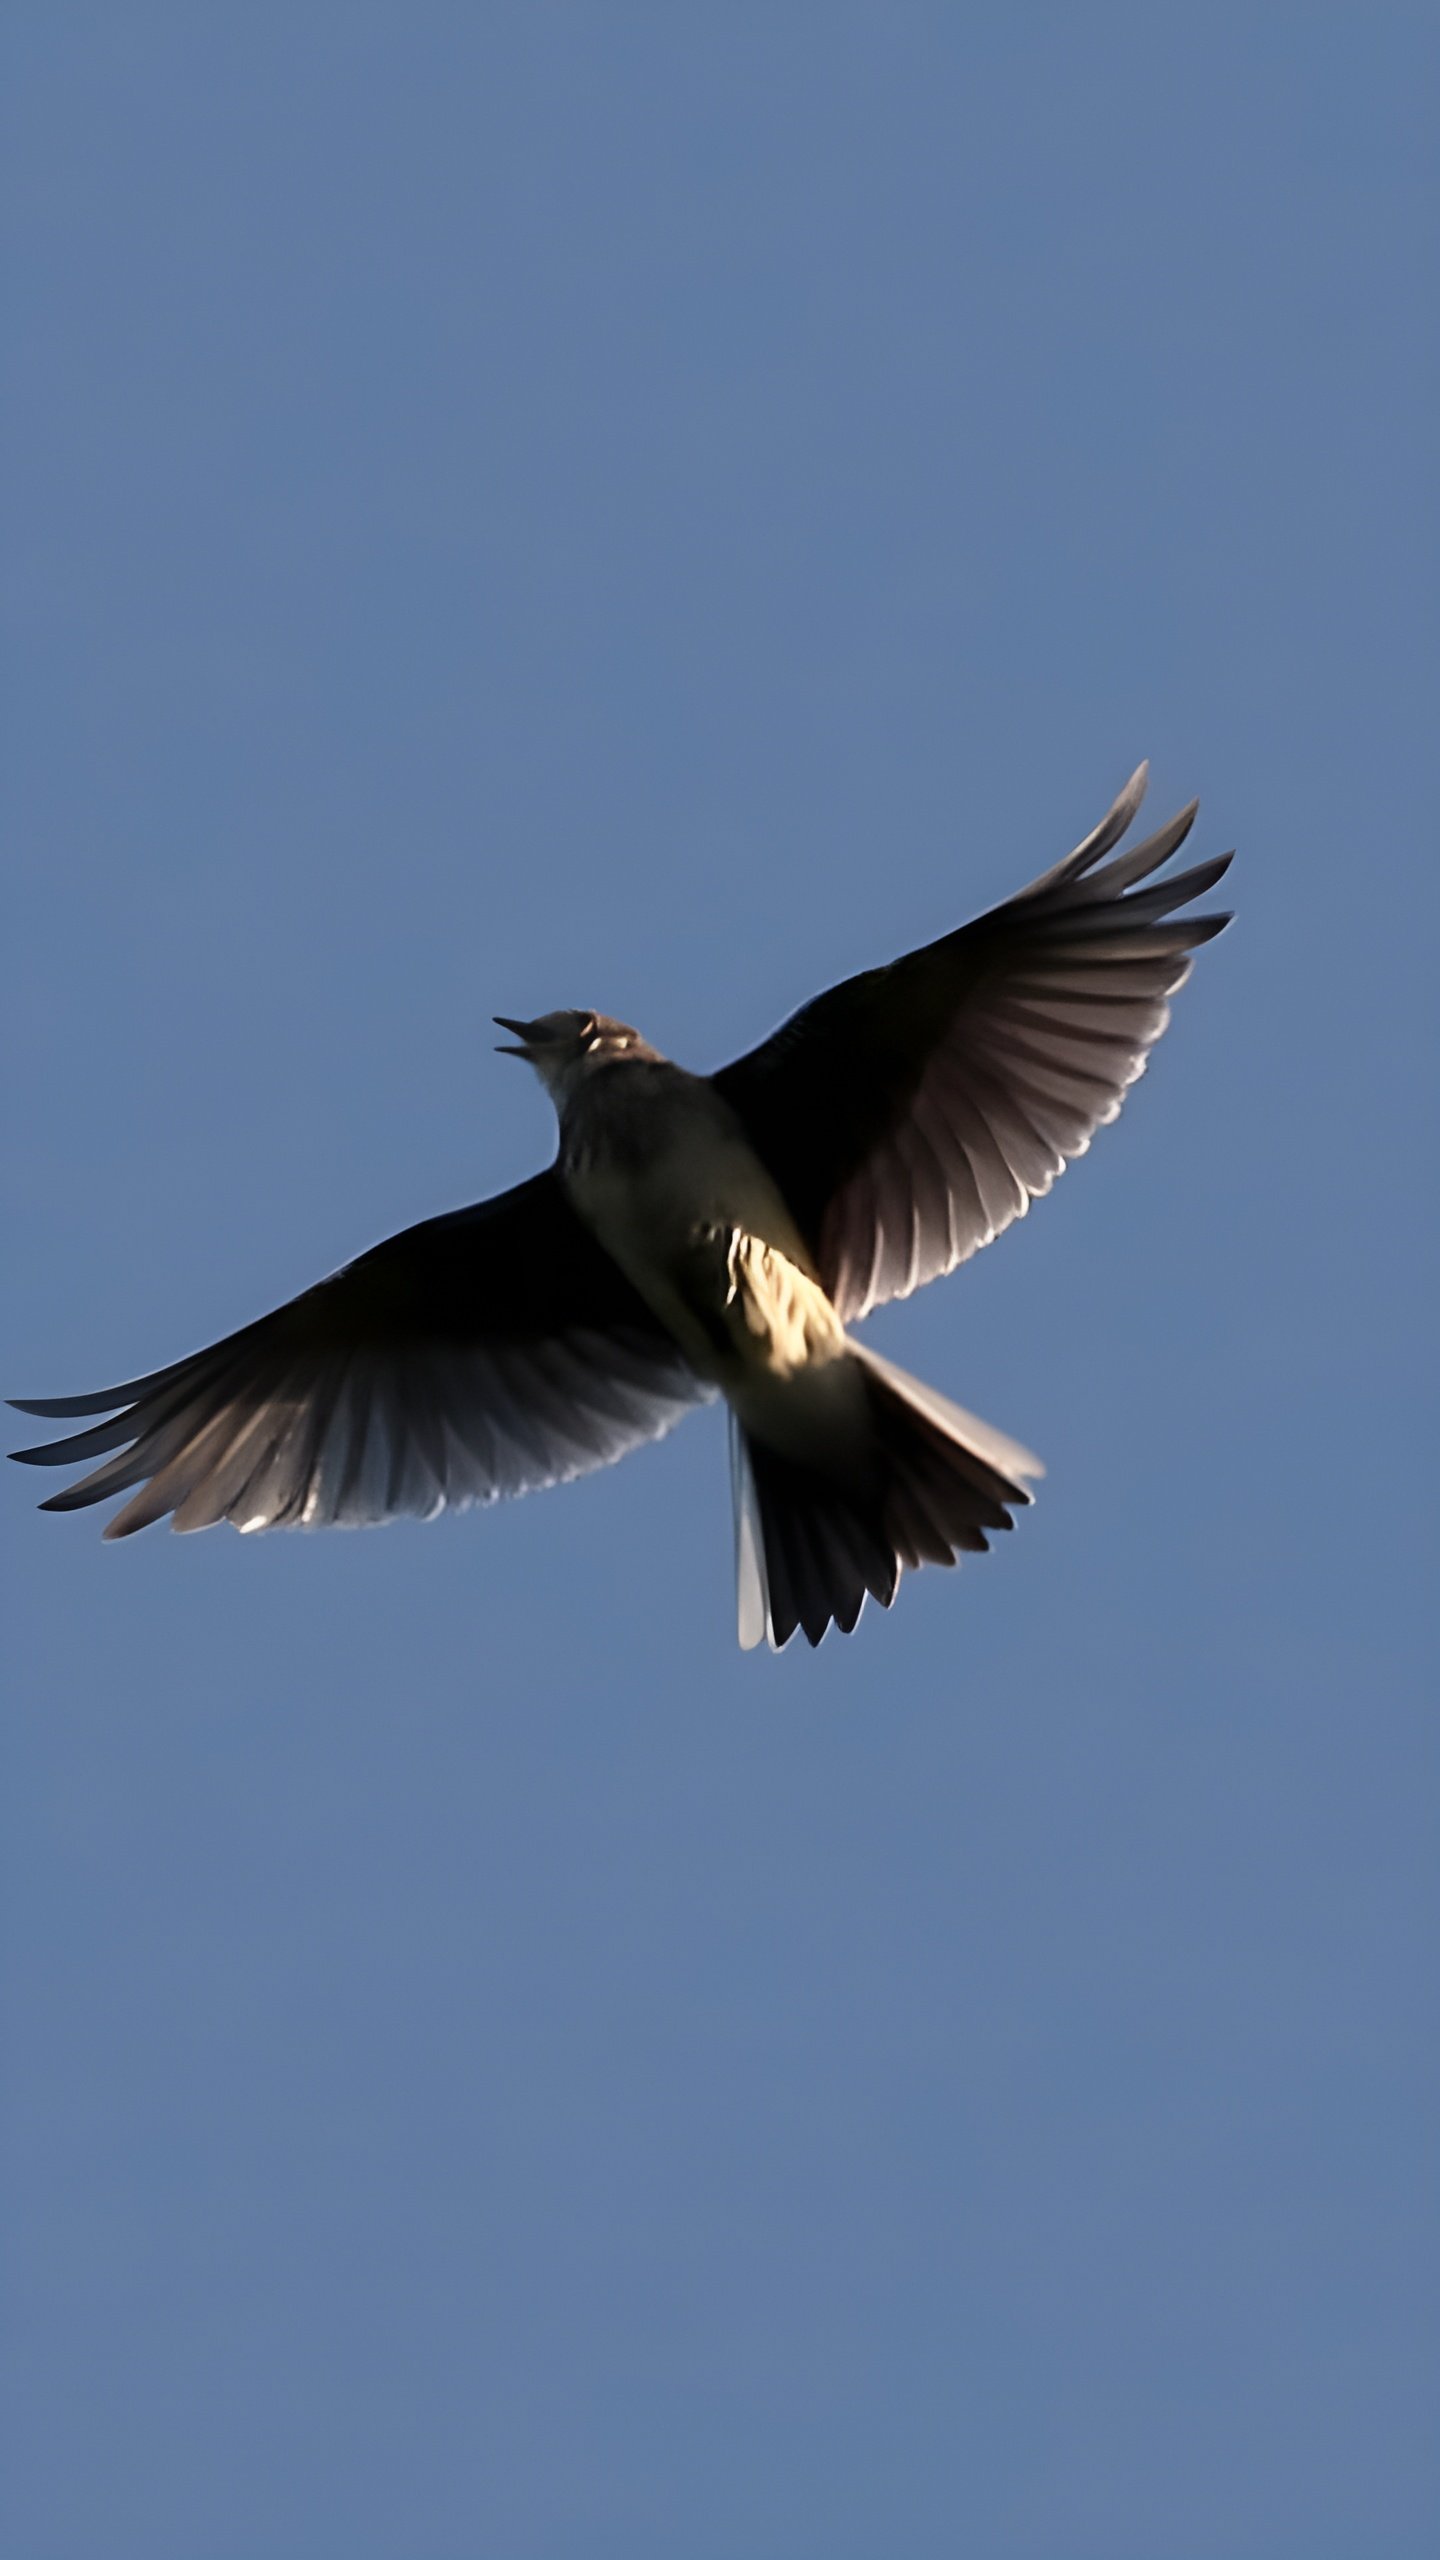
<box><xmin>713</xmin><ymin>766</ymin><xmax>1232</xmax><ymax>1320</ymax></box>
<box><xmin>11</xmin><ymin>1171</ymin><xmax>708</xmax><ymax>1536</ymax></box>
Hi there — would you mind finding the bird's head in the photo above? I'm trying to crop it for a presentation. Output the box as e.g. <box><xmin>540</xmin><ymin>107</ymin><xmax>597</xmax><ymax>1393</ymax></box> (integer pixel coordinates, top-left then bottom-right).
<box><xmin>493</xmin><ymin>1009</ymin><xmax>653</xmax><ymax>1103</ymax></box>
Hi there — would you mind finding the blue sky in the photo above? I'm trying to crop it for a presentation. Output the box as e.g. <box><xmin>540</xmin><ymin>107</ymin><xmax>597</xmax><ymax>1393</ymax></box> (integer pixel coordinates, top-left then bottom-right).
<box><xmin>4</xmin><ymin>9</ymin><xmax>1436</xmax><ymax>2556</ymax></box>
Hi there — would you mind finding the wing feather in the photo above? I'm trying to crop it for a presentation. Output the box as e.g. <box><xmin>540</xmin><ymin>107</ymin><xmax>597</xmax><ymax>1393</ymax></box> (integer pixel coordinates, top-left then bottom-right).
<box><xmin>714</xmin><ymin>767</ymin><xmax>1232</xmax><ymax>1318</ymax></box>
<box><xmin>12</xmin><ymin>1172</ymin><xmax>708</xmax><ymax>1535</ymax></box>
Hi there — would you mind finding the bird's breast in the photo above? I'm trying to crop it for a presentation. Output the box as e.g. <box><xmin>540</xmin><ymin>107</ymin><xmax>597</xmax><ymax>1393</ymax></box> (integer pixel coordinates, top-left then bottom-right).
<box><xmin>559</xmin><ymin>1063</ymin><xmax>840</xmax><ymax>1387</ymax></box>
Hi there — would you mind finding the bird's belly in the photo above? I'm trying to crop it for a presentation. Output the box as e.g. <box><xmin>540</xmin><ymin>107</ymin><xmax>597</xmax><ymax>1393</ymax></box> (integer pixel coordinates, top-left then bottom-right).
<box><xmin>565</xmin><ymin>1128</ymin><xmax>846</xmax><ymax>1395</ymax></box>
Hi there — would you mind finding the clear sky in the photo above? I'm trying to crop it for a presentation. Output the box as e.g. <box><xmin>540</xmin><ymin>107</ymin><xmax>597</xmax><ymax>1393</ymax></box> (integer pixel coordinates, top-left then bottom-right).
<box><xmin>4</xmin><ymin>9</ymin><xmax>1436</xmax><ymax>2556</ymax></box>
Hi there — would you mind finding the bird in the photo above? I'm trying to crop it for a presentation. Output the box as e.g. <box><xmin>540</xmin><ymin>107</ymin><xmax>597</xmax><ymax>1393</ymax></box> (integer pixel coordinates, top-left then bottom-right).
<box><xmin>11</xmin><ymin>764</ymin><xmax>1231</xmax><ymax>1649</ymax></box>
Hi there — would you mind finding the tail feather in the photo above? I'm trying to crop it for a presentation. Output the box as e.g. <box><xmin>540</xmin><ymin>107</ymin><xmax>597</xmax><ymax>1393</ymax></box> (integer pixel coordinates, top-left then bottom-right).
<box><xmin>850</xmin><ymin>1342</ymin><xmax>1044</xmax><ymax>1484</ymax></box>
<box><xmin>732</xmin><ymin>1351</ymin><xmax>1041</xmax><ymax>1651</ymax></box>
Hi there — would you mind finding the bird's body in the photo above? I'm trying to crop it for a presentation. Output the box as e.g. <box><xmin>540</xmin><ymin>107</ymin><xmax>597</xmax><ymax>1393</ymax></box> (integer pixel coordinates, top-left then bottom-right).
<box><xmin>560</xmin><ymin>1054</ymin><xmax>854</xmax><ymax>1449</ymax></box>
<box><xmin>560</xmin><ymin>1054</ymin><xmax>821</xmax><ymax>1359</ymax></box>
<box><xmin>12</xmin><ymin>765</ymin><xmax>1233</xmax><ymax>1648</ymax></box>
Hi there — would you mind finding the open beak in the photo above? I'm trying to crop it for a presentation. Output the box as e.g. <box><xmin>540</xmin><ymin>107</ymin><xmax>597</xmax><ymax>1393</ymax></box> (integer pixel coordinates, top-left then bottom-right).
<box><xmin>493</xmin><ymin>1015</ymin><xmax>546</xmax><ymax>1056</ymax></box>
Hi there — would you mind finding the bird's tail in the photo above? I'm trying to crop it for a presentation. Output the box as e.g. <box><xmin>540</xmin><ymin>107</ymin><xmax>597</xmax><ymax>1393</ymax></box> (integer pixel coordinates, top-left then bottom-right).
<box><xmin>730</xmin><ymin>1344</ymin><xmax>1043</xmax><ymax>1651</ymax></box>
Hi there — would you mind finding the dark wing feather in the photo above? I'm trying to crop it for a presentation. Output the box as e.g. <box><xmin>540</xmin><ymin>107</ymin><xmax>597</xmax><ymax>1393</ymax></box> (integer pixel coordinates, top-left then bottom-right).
<box><xmin>713</xmin><ymin>766</ymin><xmax>1232</xmax><ymax>1319</ymax></box>
<box><xmin>11</xmin><ymin>1172</ymin><xmax>707</xmax><ymax>1536</ymax></box>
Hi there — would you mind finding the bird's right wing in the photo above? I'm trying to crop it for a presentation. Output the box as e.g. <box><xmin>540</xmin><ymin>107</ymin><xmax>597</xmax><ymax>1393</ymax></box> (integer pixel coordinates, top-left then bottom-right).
<box><xmin>714</xmin><ymin>766</ymin><xmax>1232</xmax><ymax>1320</ymax></box>
<box><xmin>11</xmin><ymin>1172</ymin><xmax>709</xmax><ymax>1537</ymax></box>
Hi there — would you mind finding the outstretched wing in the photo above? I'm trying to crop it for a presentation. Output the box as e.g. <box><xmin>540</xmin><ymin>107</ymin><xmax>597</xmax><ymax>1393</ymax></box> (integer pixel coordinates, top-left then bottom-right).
<box><xmin>11</xmin><ymin>1172</ymin><xmax>707</xmax><ymax>1537</ymax></box>
<box><xmin>714</xmin><ymin>766</ymin><xmax>1233</xmax><ymax>1320</ymax></box>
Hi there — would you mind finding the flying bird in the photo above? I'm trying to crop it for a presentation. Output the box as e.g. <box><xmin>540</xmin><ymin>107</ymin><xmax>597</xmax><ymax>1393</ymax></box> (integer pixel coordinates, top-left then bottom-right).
<box><xmin>12</xmin><ymin>765</ymin><xmax>1231</xmax><ymax>1648</ymax></box>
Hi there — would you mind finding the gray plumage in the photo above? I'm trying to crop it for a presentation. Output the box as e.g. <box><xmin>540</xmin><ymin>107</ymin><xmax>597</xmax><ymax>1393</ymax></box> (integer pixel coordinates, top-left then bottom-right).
<box><xmin>12</xmin><ymin>765</ymin><xmax>1232</xmax><ymax>1648</ymax></box>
